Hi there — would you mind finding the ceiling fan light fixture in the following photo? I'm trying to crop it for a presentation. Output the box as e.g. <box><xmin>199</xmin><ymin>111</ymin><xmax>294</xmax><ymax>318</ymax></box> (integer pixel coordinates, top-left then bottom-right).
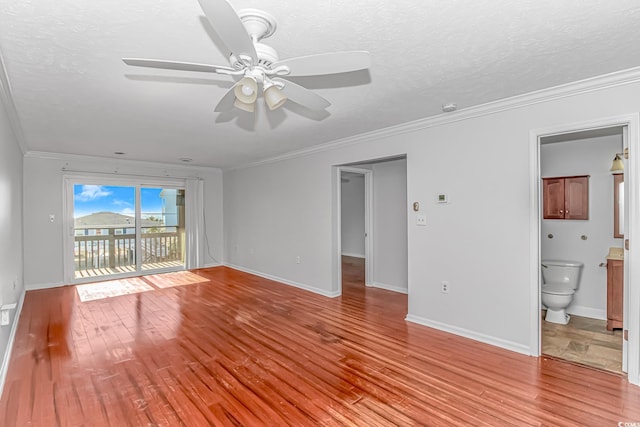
<box><xmin>234</xmin><ymin>76</ymin><xmax>258</xmax><ymax>103</ymax></box>
<box><xmin>264</xmin><ymin>85</ymin><xmax>287</xmax><ymax>110</ymax></box>
<box><xmin>233</xmin><ymin>98</ymin><xmax>255</xmax><ymax>112</ymax></box>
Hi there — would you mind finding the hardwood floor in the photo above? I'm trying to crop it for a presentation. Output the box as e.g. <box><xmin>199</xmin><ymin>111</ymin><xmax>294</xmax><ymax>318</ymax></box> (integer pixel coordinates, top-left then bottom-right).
<box><xmin>2</xmin><ymin>261</ymin><xmax>640</xmax><ymax>426</ymax></box>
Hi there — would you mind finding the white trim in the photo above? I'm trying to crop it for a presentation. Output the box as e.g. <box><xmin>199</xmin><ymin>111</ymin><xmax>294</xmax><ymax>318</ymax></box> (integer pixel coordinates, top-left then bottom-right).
<box><xmin>224</xmin><ymin>263</ymin><xmax>340</xmax><ymax>298</ymax></box>
<box><xmin>368</xmin><ymin>282</ymin><xmax>408</xmax><ymax>294</ymax></box>
<box><xmin>0</xmin><ymin>44</ymin><xmax>26</xmax><ymax>154</ymax></box>
<box><xmin>530</xmin><ymin>113</ymin><xmax>640</xmax><ymax>386</ymax></box>
<box><xmin>405</xmin><ymin>314</ymin><xmax>531</xmax><ymax>356</ymax></box>
<box><xmin>528</xmin><ymin>127</ymin><xmax>542</xmax><ymax>357</ymax></box>
<box><xmin>341</xmin><ymin>252</ymin><xmax>365</xmax><ymax>258</ymax></box>
<box><xmin>25</xmin><ymin>151</ymin><xmax>223</xmax><ymax>174</ymax></box>
<box><xmin>227</xmin><ymin>66</ymin><xmax>640</xmax><ymax>172</ymax></box>
<box><xmin>626</xmin><ymin>114</ymin><xmax>640</xmax><ymax>384</ymax></box>
<box><xmin>25</xmin><ymin>281</ymin><xmax>66</xmax><ymax>291</ymax></box>
<box><xmin>0</xmin><ymin>290</ymin><xmax>26</xmax><ymax>398</ymax></box>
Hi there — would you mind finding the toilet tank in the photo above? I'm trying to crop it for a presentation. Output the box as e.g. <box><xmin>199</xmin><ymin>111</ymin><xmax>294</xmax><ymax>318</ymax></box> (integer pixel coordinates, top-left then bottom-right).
<box><xmin>541</xmin><ymin>259</ymin><xmax>583</xmax><ymax>289</ymax></box>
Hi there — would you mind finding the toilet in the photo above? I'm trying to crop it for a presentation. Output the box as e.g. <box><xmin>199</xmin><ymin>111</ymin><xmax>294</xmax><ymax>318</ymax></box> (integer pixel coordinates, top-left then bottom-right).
<box><xmin>541</xmin><ymin>259</ymin><xmax>583</xmax><ymax>324</ymax></box>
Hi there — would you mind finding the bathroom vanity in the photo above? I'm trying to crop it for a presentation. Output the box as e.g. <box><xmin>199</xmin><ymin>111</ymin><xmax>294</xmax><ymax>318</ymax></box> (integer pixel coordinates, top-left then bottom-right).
<box><xmin>606</xmin><ymin>247</ymin><xmax>624</xmax><ymax>331</ymax></box>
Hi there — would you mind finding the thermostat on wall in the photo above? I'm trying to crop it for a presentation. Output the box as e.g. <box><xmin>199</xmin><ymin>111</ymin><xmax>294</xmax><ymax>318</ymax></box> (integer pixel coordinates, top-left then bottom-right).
<box><xmin>437</xmin><ymin>194</ymin><xmax>449</xmax><ymax>204</ymax></box>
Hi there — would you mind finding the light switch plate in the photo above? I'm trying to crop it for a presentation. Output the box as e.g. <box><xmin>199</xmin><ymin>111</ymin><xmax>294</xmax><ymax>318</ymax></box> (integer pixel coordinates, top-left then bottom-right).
<box><xmin>0</xmin><ymin>310</ymin><xmax>9</xmax><ymax>326</ymax></box>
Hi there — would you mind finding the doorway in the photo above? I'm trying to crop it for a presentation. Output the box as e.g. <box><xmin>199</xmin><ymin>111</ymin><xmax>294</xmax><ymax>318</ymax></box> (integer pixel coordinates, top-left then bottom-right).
<box><xmin>64</xmin><ymin>177</ymin><xmax>186</xmax><ymax>283</ymax></box>
<box><xmin>539</xmin><ymin>127</ymin><xmax>624</xmax><ymax>373</ymax></box>
<box><xmin>531</xmin><ymin>114</ymin><xmax>640</xmax><ymax>385</ymax></box>
<box><xmin>334</xmin><ymin>156</ymin><xmax>408</xmax><ymax>296</ymax></box>
<box><xmin>339</xmin><ymin>168</ymin><xmax>372</xmax><ymax>289</ymax></box>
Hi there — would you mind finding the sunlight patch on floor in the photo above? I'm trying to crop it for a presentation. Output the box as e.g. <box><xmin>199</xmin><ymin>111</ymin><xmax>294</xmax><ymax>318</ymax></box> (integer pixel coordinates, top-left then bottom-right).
<box><xmin>143</xmin><ymin>271</ymin><xmax>206</xmax><ymax>289</ymax></box>
<box><xmin>76</xmin><ymin>277</ymin><xmax>153</xmax><ymax>302</ymax></box>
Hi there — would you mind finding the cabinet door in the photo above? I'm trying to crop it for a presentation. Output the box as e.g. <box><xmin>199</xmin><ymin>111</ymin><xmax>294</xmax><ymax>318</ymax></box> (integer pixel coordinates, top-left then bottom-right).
<box><xmin>564</xmin><ymin>176</ymin><xmax>589</xmax><ymax>220</ymax></box>
<box><xmin>542</xmin><ymin>178</ymin><xmax>565</xmax><ymax>219</ymax></box>
<box><xmin>607</xmin><ymin>259</ymin><xmax>624</xmax><ymax>330</ymax></box>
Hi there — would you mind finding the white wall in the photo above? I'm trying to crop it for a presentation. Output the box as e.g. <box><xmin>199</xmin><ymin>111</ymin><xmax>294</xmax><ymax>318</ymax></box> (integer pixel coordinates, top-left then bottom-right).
<box><xmin>371</xmin><ymin>159</ymin><xmax>408</xmax><ymax>292</ymax></box>
<box><xmin>0</xmin><ymin>99</ymin><xmax>24</xmax><ymax>389</ymax></box>
<box><xmin>223</xmin><ymin>78</ymin><xmax>640</xmax><ymax>354</ymax></box>
<box><xmin>22</xmin><ymin>154</ymin><xmax>224</xmax><ymax>289</ymax></box>
<box><xmin>541</xmin><ymin>135</ymin><xmax>623</xmax><ymax>320</ymax></box>
<box><xmin>340</xmin><ymin>173</ymin><xmax>365</xmax><ymax>257</ymax></box>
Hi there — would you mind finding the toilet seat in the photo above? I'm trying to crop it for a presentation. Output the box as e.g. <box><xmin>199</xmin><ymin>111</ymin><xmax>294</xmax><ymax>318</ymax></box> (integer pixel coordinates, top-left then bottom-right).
<box><xmin>542</xmin><ymin>282</ymin><xmax>574</xmax><ymax>296</ymax></box>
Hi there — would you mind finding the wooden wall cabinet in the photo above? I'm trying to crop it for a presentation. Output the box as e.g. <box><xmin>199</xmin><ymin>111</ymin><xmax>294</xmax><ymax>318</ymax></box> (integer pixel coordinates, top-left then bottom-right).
<box><xmin>607</xmin><ymin>258</ymin><xmax>623</xmax><ymax>331</ymax></box>
<box><xmin>542</xmin><ymin>175</ymin><xmax>589</xmax><ymax>220</ymax></box>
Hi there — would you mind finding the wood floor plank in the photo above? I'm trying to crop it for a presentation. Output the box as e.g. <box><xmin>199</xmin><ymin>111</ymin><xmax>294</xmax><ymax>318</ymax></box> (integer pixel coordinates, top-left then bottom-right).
<box><xmin>1</xmin><ymin>259</ymin><xmax>640</xmax><ymax>426</ymax></box>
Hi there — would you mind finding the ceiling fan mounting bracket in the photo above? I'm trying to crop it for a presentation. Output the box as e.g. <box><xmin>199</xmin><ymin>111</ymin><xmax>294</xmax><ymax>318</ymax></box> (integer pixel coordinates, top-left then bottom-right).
<box><xmin>238</xmin><ymin>9</ymin><xmax>278</xmax><ymax>42</ymax></box>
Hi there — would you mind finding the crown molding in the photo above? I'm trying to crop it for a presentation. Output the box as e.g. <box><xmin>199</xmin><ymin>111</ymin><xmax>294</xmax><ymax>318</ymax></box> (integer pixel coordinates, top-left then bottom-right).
<box><xmin>227</xmin><ymin>65</ymin><xmax>640</xmax><ymax>171</ymax></box>
<box><xmin>25</xmin><ymin>150</ymin><xmax>222</xmax><ymax>174</ymax></box>
<box><xmin>0</xmin><ymin>45</ymin><xmax>27</xmax><ymax>154</ymax></box>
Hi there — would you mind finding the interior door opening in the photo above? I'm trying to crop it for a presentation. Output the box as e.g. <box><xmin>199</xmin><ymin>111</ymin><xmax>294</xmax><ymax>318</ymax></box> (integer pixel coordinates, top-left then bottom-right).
<box><xmin>335</xmin><ymin>155</ymin><xmax>408</xmax><ymax>298</ymax></box>
<box><xmin>535</xmin><ymin>123</ymin><xmax>632</xmax><ymax>378</ymax></box>
<box><xmin>339</xmin><ymin>168</ymin><xmax>371</xmax><ymax>291</ymax></box>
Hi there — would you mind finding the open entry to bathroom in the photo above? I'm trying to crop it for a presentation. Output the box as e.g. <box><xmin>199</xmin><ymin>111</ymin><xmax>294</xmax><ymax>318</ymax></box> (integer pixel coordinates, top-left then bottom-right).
<box><xmin>539</xmin><ymin>126</ymin><xmax>626</xmax><ymax>373</ymax></box>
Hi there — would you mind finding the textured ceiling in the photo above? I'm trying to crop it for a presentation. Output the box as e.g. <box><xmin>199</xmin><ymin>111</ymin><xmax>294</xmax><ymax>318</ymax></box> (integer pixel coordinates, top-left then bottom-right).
<box><xmin>1</xmin><ymin>0</ymin><xmax>640</xmax><ymax>169</ymax></box>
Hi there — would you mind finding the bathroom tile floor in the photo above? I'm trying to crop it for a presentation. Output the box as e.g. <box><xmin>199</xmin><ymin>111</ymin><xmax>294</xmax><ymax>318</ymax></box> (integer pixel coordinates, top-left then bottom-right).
<box><xmin>542</xmin><ymin>311</ymin><xmax>623</xmax><ymax>374</ymax></box>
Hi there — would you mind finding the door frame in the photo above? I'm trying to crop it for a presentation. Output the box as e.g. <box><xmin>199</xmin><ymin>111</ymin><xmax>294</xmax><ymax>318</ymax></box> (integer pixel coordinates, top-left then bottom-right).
<box><xmin>63</xmin><ymin>175</ymin><xmax>186</xmax><ymax>284</ymax></box>
<box><xmin>529</xmin><ymin>113</ymin><xmax>640</xmax><ymax>385</ymax></box>
<box><xmin>334</xmin><ymin>166</ymin><xmax>374</xmax><ymax>293</ymax></box>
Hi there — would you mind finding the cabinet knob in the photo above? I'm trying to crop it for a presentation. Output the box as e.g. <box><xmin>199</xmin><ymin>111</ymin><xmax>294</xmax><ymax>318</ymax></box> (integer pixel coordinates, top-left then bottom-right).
<box><xmin>559</xmin><ymin>210</ymin><xmax>564</xmax><ymax>214</ymax></box>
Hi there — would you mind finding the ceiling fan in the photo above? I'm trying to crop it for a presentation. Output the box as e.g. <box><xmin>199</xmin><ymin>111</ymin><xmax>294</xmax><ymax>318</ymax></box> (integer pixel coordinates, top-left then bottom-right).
<box><xmin>122</xmin><ymin>0</ymin><xmax>371</xmax><ymax>114</ymax></box>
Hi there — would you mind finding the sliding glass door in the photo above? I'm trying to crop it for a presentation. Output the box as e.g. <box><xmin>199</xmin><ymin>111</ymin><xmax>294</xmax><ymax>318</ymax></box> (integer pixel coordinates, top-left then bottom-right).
<box><xmin>67</xmin><ymin>179</ymin><xmax>186</xmax><ymax>282</ymax></box>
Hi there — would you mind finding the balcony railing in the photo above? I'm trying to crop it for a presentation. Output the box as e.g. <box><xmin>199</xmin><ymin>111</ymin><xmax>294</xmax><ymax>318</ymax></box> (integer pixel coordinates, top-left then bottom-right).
<box><xmin>74</xmin><ymin>227</ymin><xmax>183</xmax><ymax>278</ymax></box>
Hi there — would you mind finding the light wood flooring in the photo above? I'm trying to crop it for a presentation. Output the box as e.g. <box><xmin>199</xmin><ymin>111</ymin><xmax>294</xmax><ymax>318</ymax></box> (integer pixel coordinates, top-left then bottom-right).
<box><xmin>542</xmin><ymin>311</ymin><xmax>623</xmax><ymax>374</ymax></box>
<box><xmin>1</xmin><ymin>261</ymin><xmax>640</xmax><ymax>425</ymax></box>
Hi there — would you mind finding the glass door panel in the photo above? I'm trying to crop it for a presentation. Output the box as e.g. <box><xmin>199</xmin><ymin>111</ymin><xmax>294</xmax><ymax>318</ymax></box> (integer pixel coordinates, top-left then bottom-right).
<box><xmin>73</xmin><ymin>185</ymin><xmax>137</xmax><ymax>279</ymax></box>
<box><xmin>140</xmin><ymin>187</ymin><xmax>185</xmax><ymax>271</ymax></box>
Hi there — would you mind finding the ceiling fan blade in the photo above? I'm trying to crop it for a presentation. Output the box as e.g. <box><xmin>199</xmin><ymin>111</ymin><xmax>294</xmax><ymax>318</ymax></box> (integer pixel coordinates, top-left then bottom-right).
<box><xmin>122</xmin><ymin>58</ymin><xmax>235</xmax><ymax>74</ymax></box>
<box><xmin>273</xmin><ymin>51</ymin><xmax>371</xmax><ymax>77</ymax></box>
<box><xmin>275</xmin><ymin>78</ymin><xmax>331</xmax><ymax>111</ymax></box>
<box><xmin>214</xmin><ymin>83</ymin><xmax>239</xmax><ymax>112</ymax></box>
<box><xmin>197</xmin><ymin>0</ymin><xmax>257</xmax><ymax>64</ymax></box>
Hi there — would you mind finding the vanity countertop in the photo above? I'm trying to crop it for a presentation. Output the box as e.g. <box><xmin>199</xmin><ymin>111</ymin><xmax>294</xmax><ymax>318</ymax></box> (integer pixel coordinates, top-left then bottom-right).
<box><xmin>606</xmin><ymin>247</ymin><xmax>624</xmax><ymax>260</ymax></box>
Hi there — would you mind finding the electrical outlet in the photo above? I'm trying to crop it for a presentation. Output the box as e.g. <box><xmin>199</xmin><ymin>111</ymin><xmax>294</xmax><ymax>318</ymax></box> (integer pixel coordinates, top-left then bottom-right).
<box><xmin>416</xmin><ymin>215</ymin><xmax>427</xmax><ymax>226</ymax></box>
<box><xmin>296</xmin><ymin>256</ymin><xmax>301</xmax><ymax>264</ymax></box>
<box><xmin>441</xmin><ymin>281</ymin><xmax>450</xmax><ymax>294</ymax></box>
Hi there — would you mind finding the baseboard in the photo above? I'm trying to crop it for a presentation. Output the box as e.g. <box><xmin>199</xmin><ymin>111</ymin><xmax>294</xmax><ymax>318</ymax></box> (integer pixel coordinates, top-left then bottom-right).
<box><xmin>25</xmin><ymin>281</ymin><xmax>65</xmax><ymax>291</ymax></box>
<box><xmin>341</xmin><ymin>253</ymin><xmax>365</xmax><ymax>258</ymax></box>
<box><xmin>0</xmin><ymin>289</ymin><xmax>26</xmax><ymax>398</ymax></box>
<box><xmin>567</xmin><ymin>305</ymin><xmax>607</xmax><ymax>321</ymax></box>
<box><xmin>202</xmin><ymin>262</ymin><xmax>223</xmax><ymax>269</ymax></box>
<box><xmin>368</xmin><ymin>282</ymin><xmax>408</xmax><ymax>294</ymax></box>
<box><xmin>224</xmin><ymin>263</ymin><xmax>341</xmax><ymax>298</ymax></box>
<box><xmin>405</xmin><ymin>313</ymin><xmax>532</xmax><ymax>356</ymax></box>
